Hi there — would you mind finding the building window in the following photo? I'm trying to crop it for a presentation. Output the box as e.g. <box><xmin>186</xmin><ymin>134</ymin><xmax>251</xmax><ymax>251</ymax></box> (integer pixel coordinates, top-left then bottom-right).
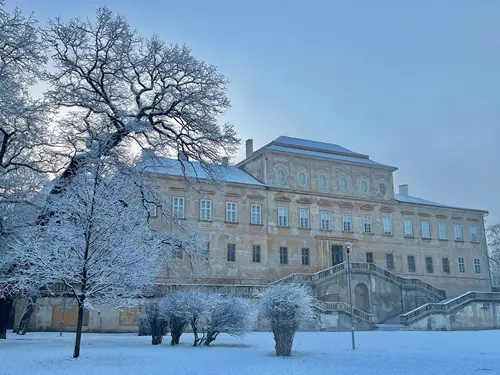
<box><xmin>200</xmin><ymin>199</ymin><xmax>212</xmax><ymax>221</ymax></box>
<box><xmin>227</xmin><ymin>244</ymin><xmax>236</xmax><ymax>262</ymax></box>
<box><xmin>458</xmin><ymin>257</ymin><xmax>465</xmax><ymax>273</ymax></box>
<box><xmin>147</xmin><ymin>202</ymin><xmax>158</xmax><ymax>217</ymax></box>
<box><xmin>454</xmin><ymin>223</ymin><xmax>463</xmax><ymax>241</ymax></box>
<box><xmin>407</xmin><ymin>255</ymin><xmax>416</xmax><ymax>272</ymax></box>
<box><xmin>276</xmin><ymin>168</ymin><xmax>286</xmax><ymax>184</ymax></box>
<box><xmin>320</xmin><ymin>211</ymin><xmax>331</xmax><ymax>231</ymax></box>
<box><xmin>252</xmin><ymin>245</ymin><xmax>261</xmax><ymax>263</ymax></box>
<box><xmin>366</xmin><ymin>252</ymin><xmax>373</xmax><ymax>263</ymax></box>
<box><xmin>299</xmin><ymin>209</ymin><xmax>310</xmax><ymax>229</ymax></box>
<box><xmin>470</xmin><ymin>226</ymin><xmax>478</xmax><ymax>243</ymax></box>
<box><xmin>343</xmin><ymin>213</ymin><xmax>352</xmax><ymax>232</ymax></box>
<box><xmin>386</xmin><ymin>254</ymin><xmax>394</xmax><ymax>270</ymax></box>
<box><xmin>301</xmin><ymin>248</ymin><xmax>310</xmax><ymax>265</ymax></box>
<box><xmin>226</xmin><ymin>202</ymin><xmax>237</xmax><ymax>223</ymax></box>
<box><xmin>278</xmin><ymin>207</ymin><xmax>288</xmax><ymax>227</ymax></box>
<box><xmin>318</xmin><ymin>174</ymin><xmax>327</xmax><ymax>188</ymax></box>
<box><xmin>360</xmin><ymin>180</ymin><xmax>369</xmax><ymax>194</ymax></box>
<box><xmin>363</xmin><ymin>215</ymin><xmax>372</xmax><ymax>234</ymax></box>
<box><xmin>438</xmin><ymin>221</ymin><xmax>447</xmax><ymax>240</ymax></box>
<box><xmin>279</xmin><ymin>247</ymin><xmax>288</xmax><ymax>265</ymax></box>
<box><xmin>442</xmin><ymin>257</ymin><xmax>450</xmax><ymax>274</ymax></box>
<box><xmin>379</xmin><ymin>183</ymin><xmax>387</xmax><ymax>196</ymax></box>
<box><xmin>404</xmin><ymin>219</ymin><xmax>413</xmax><ymax>237</ymax></box>
<box><xmin>426</xmin><ymin>256</ymin><xmax>433</xmax><ymax>273</ymax></box>
<box><xmin>172</xmin><ymin>245</ymin><xmax>183</xmax><ymax>259</ymax></box>
<box><xmin>339</xmin><ymin>177</ymin><xmax>348</xmax><ymax>192</ymax></box>
<box><xmin>383</xmin><ymin>216</ymin><xmax>392</xmax><ymax>235</ymax></box>
<box><xmin>421</xmin><ymin>220</ymin><xmax>431</xmax><ymax>239</ymax></box>
<box><xmin>297</xmin><ymin>171</ymin><xmax>307</xmax><ymax>186</ymax></box>
<box><xmin>474</xmin><ymin>258</ymin><xmax>481</xmax><ymax>274</ymax></box>
<box><xmin>172</xmin><ymin>197</ymin><xmax>185</xmax><ymax>218</ymax></box>
<box><xmin>251</xmin><ymin>204</ymin><xmax>262</xmax><ymax>225</ymax></box>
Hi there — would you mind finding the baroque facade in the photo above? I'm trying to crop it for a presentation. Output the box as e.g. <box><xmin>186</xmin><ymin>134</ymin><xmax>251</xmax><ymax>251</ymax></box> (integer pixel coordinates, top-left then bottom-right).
<box><xmin>145</xmin><ymin>136</ymin><xmax>491</xmax><ymax>298</ymax></box>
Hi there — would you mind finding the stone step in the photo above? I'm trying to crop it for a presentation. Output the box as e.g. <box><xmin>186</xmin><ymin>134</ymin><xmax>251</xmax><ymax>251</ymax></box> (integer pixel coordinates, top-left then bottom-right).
<box><xmin>375</xmin><ymin>323</ymin><xmax>408</xmax><ymax>331</ymax></box>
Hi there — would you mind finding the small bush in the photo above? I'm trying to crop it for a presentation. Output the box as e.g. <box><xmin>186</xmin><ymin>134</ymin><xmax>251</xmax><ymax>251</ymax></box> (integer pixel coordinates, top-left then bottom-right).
<box><xmin>142</xmin><ymin>302</ymin><xmax>168</xmax><ymax>345</ymax></box>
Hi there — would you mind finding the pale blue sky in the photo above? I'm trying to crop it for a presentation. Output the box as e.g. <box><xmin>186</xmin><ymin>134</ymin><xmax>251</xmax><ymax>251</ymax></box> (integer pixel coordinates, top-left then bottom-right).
<box><xmin>11</xmin><ymin>0</ymin><xmax>500</xmax><ymax>224</ymax></box>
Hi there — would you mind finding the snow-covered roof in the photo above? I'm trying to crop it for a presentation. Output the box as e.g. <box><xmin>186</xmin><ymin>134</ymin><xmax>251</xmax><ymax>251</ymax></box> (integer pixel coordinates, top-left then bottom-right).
<box><xmin>395</xmin><ymin>194</ymin><xmax>487</xmax><ymax>213</ymax></box>
<box><xmin>246</xmin><ymin>136</ymin><xmax>397</xmax><ymax>170</ymax></box>
<box><xmin>140</xmin><ymin>158</ymin><xmax>264</xmax><ymax>186</ymax></box>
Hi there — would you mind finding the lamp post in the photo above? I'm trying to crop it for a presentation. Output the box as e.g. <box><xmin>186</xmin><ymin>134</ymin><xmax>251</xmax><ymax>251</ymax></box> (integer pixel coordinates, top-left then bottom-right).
<box><xmin>344</xmin><ymin>241</ymin><xmax>355</xmax><ymax>350</ymax></box>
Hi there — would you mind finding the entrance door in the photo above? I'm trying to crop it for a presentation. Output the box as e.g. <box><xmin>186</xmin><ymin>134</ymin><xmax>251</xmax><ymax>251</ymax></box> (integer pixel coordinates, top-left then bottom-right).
<box><xmin>331</xmin><ymin>245</ymin><xmax>343</xmax><ymax>266</ymax></box>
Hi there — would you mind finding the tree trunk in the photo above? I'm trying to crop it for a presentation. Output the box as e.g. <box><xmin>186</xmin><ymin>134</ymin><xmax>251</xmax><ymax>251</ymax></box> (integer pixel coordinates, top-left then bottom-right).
<box><xmin>192</xmin><ymin>324</ymin><xmax>199</xmax><ymax>346</ymax></box>
<box><xmin>272</xmin><ymin>324</ymin><xmax>296</xmax><ymax>357</ymax></box>
<box><xmin>17</xmin><ymin>296</ymin><xmax>37</xmax><ymax>335</ymax></box>
<box><xmin>73</xmin><ymin>300</ymin><xmax>85</xmax><ymax>358</ymax></box>
<box><xmin>203</xmin><ymin>330</ymin><xmax>218</xmax><ymax>346</ymax></box>
<box><xmin>0</xmin><ymin>297</ymin><xmax>14</xmax><ymax>339</ymax></box>
<box><xmin>151</xmin><ymin>334</ymin><xmax>163</xmax><ymax>345</ymax></box>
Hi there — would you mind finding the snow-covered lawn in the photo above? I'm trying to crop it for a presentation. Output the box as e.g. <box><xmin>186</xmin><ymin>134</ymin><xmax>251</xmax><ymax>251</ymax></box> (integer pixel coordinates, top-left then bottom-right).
<box><xmin>1</xmin><ymin>330</ymin><xmax>499</xmax><ymax>375</ymax></box>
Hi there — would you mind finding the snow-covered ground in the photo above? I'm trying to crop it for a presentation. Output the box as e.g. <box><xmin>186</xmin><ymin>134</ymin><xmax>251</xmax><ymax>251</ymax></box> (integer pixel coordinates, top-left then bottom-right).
<box><xmin>1</xmin><ymin>330</ymin><xmax>499</xmax><ymax>375</ymax></box>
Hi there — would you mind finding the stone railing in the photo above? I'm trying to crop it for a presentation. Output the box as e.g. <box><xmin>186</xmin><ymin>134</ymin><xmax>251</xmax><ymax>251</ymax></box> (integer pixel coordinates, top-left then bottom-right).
<box><xmin>143</xmin><ymin>283</ymin><xmax>267</xmax><ymax>297</ymax></box>
<box><xmin>271</xmin><ymin>262</ymin><xmax>446</xmax><ymax>299</ymax></box>
<box><xmin>313</xmin><ymin>299</ymin><xmax>374</xmax><ymax>324</ymax></box>
<box><xmin>400</xmin><ymin>291</ymin><xmax>500</xmax><ymax>325</ymax></box>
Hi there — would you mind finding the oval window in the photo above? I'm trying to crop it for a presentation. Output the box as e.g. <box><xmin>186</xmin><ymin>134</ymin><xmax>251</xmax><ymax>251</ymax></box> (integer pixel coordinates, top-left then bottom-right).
<box><xmin>318</xmin><ymin>174</ymin><xmax>327</xmax><ymax>188</ymax></box>
<box><xmin>276</xmin><ymin>168</ymin><xmax>286</xmax><ymax>184</ymax></box>
<box><xmin>379</xmin><ymin>183</ymin><xmax>387</xmax><ymax>196</ymax></box>
<box><xmin>360</xmin><ymin>180</ymin><xmax>369</xmax><ymax>193</ymax></box>
<box><xmin>298</xmin><ymin>171</ymin><xmax>307</xmax><ymax>186</ymax></box>
<box><xmin>339</xmin><ymin>177</ymin><xmax>348</xmax><ymax>192</ymax></box>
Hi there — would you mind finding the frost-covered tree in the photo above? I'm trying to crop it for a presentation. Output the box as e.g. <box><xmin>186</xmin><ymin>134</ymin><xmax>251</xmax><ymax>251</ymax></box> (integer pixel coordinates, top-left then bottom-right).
<box><xmin>142</xmin><ymin>301</ymin><xmax>168</xmax><ymax>345</ymax></box>
<box><xmin>201</xmin><ymin>295</ymin><xmax>255</xmax><ymax>346</ymax></box>
<box><xmin>44</xmin><ymin>7</ymin><xmax>239</xmax><ymax>196</ymax></box>
<box><xmin>259</xmin><ymin>284</ymin><xmax>314</xmax><ymax>357</ymax></box>
<box><xmin>0</xmin><ymin>1</ymin><xmax>55</xmax><ymax>340</ymax></box>
<box><xmin>487</xmin><ymin>224</ymin><xmax>500</xmax><ymax>287</ymax></box>
<box><xmin>8</xmin><ymin>156</ymin><xmax>206</xmax><ymax>357</ymax></box>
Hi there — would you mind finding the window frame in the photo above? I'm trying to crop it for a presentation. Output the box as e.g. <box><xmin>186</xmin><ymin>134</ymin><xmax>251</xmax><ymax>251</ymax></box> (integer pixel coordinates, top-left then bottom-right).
<box><xmin>407</xmin><ymin>255</ymin><xmax>416</xmax><ymax>272</ymax></box>
<box><xmin>320</xmin><ymin>211</ymin><xmax>331</xmax><ymax>231</ymax></box>
<box><xmin>227</xmin><ymin>244</ymin><xmax>236</xmax><ymax>262</ymax></box>
<box><xmin>454</xmin><ymin>223</ymin><xmax>463</xmax><ymax>241</ymax></box>
<box><xmin>299</xmin><ymin>208</ymin><xmax>310</xmax><ymax>229</ymax></box>
<box><xmin>277</xmin><ymin>206</ymin><xmax>289</xmax><ymax>227</ymax></box>
<box><xmin>225</xmin><ymin>201</ymin><xmax>238</xmax><ymax>223</ymax></box>
<box><xmin>318</xmin><ymin>174</ymin><xmax>327</xmax><ymax>189</ymax></box>
<box><xmin>172</xmin><ymin>196</ymin><xmax>185</xmax><ymax>218</ymax></box>
<box><xmin>421</xmin><ymin>220</ymin><xmax>431</xmax><ymax>239</ymax></box>
<box><xmin>363</xmin><ymin>215</ymin><xmax>372</xmax><ymax>234</ymax></box>
<box><xmin>404</xmin><ymin>219</ymin><xmax>413</xmax><ymax>237</ymax></box>
<box><xmin>252</xmin><ymin>245</ymin><xmax>261</xmax><ymax>263</ymax></box>
<box><xmin>199</xmin><ymin>199</ymin><xmax>212</xmax><ymax>221</ymax></box>
<box><xmin>442</xmin><ymin>257</ymin><xmax>450</xmax><ymax>274</ymax></box>
<box><xmin>386</xmin><ymin>254</ymin><xmax>394</xmax><ymax>270</ymax></box>
<box><xmin>343</xmin><ymin>213</ymin><xmax>352</xmax><ymax>232</ymax></box>
<box><xmin>301</xmin><ymin>248</ymin><xmax>310</xmax><ymax>266</ymax></box>
<box><xmin>279</xmin><ymin>247</ymin><xmax>288</xmax><ymax>265</ymax></box>
<box><xmin>458</xmin><ymin>256</ymin><xmax>466</xmax><ymax>274</ymax></box>
<box><xmin>425</xmin><ymin>256</ymin><xmax>433</xmax><ymax>273</ymax></box>
<box><xmin>366</xmin><ymin>252</ymin><xmax>374</xmax><ymax>263</ymax></box>
<box><xmin>470</xmin><ymin>225</ymin><xmax>478</xmax><ymax>243</ymax></box>
<box><xmin>383</xmin><ymin>216</ymin><xmax>393</xmax><ymax>235</ymax></box>
<box><xmin>250</xmin><ymin>203</ymin><xmax>262</xmax><ymax>225</ymax></box>
<box><xmin>474</xmin><ymin>258</ymin><xmax>481</xmax><ymax>274</ymax></box>
<box><xmin>276</xmin><ymin>168</ymin><xmax>286</xmax><ymax>184</ymax></box>
<box><xmin>438</xmin><ymin>221</ymin><xmax>448</xmax><ymax>240</ymax></box>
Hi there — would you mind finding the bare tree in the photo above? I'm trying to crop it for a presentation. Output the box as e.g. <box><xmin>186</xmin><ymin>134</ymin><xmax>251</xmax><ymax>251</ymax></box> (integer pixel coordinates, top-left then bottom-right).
<box><xmin>259</xmin><ymin>284</ymin><xmax>314</xmax><ymax>357</ymax></box>
<box><xmin>0</xmin><ymin>1</ymin><xmax>55</xmax><ymax>340</ymax></box>
<box><xmin>200</xmin><ymin>295</ymin><xmax>255</xmax><ymax>346</ymax></box>
<box><xmin>7</xmin><ymin>157</ymin><xmax>207</xmax><ymax>357</ymax></box>
<box><xmin>43</xmin><ymin>7</ymin><xmax>239</xmax><ymax>196</ymax></box>
<box><xmin>142</xmin><ymin>301</ymin><xmax>168</xmax><ymax>345</ymax></box>
<box><xmin>161</xmin><ymin>292</ymin><xmax>189</xmax><ymax>346</ymax></box>
<box><xmin>487</xmin><ymin>224</ymin><xmax>500</xmax><ymax>287</ymax></box>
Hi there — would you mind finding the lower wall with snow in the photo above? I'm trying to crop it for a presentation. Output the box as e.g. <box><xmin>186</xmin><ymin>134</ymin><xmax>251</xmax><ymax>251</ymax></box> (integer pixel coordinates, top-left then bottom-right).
<box><xmin>408</xmin><ymin>301</ymin><xmax>500</xmax><ymax>331</ymax></box>
<box><xmin>14</xmin><ymin>297</ymin><xmax>375</xmax><ymax>333</ymax></box>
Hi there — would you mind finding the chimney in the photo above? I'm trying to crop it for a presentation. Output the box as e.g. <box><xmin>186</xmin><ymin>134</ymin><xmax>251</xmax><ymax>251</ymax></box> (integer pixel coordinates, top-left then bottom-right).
<box><xmin>178</xmin><ymin>151</ymin><xmax>188</xmax><ymax>161</ymax></box>
<box><xmin>222</xmin><ymin>156</ymin><xmax>229</xmax><ymax>166</ymax></box>
<box><xmin>141</xmin><ymin>148</ymin><xmax>154</xmax><ymax>160</ymax></box>
<box><xmin>245</xmin><ymin>139</ymin><xmax>253</xmax><ymax>158</ymax></box>
<box><xmin>398</xmin><ymin>184</ymin><xmax>409</xmax><ymax>196</ymax></box>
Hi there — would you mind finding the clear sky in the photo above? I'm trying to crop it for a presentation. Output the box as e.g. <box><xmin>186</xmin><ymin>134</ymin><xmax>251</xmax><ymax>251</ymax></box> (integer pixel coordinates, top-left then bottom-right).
<box><xmin>10</xmin><ymin>0</ymin><xmax>500</xmax><ymax>225</ymax></box>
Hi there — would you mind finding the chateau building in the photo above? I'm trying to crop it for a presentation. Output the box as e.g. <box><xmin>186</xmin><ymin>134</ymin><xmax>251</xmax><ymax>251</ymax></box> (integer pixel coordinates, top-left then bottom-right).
<box><xmin>144</xmin><ymin>136</ymin><xmax>491</xmax><ymax>298</ymax></box>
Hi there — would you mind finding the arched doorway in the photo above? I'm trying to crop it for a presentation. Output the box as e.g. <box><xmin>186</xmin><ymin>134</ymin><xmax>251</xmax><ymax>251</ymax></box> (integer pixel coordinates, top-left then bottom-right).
<box><xmin>354</xmin><ymin>283</ymin><xmax>370</xmax><ymax>312</ymax></box>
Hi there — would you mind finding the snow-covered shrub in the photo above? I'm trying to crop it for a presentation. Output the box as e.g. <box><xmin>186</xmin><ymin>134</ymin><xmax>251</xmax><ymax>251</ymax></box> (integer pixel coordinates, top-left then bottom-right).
<box><xmin>260</xmin><ymin>284</ymin><xmax>314</xmax><ymax>356</ymax></box>
<box><xmin>201</xmin><ymin>295</ymin><xmax>255</xmax><ymax>346</ymax></box>
<box><xmin>143</xmin><ymin>302</ymin><xmax>168</xmax><ymax>345</ymax></box>
<box><xmin>161</xmin><ymin>292</ymin><xmax>189</xmax><ymax>346</ymax></box>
